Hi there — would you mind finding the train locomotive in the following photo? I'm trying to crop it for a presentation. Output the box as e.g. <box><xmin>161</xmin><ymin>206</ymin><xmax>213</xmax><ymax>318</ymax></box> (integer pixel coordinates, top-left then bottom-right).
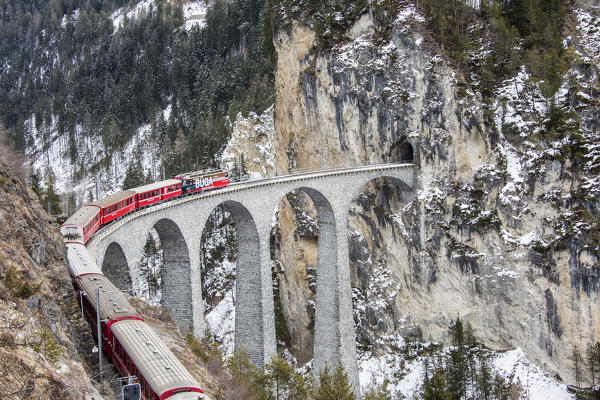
<box><xmin>61</xmin><ymin>170</ymin><xmax>227</xmax><ymax>399</ymax></box>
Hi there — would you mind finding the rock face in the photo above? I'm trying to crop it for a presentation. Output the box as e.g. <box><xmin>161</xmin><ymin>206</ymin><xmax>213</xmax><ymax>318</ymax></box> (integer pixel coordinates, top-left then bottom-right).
<box><xmin>0</xmin><ymin>155</ymin><xmax>101</xmax><ymax>399</ymax></box>
<box><xmin>269</xmin><ymin>6</ymin><xmax>600</xmax><ymax>385</ymax></box>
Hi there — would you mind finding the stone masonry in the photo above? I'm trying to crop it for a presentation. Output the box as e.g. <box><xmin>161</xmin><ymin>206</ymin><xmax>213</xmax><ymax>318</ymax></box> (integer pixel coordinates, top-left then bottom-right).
<box><xmin>87</xmin><ymin>163</ymin><xmax>414</xmax><ymax>391</ymax></box>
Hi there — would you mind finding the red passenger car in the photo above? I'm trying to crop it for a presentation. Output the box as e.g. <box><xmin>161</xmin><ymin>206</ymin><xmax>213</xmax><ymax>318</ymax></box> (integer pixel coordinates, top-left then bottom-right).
<box><xmin>133</xmin><ymin>179</ymin><xmax>182</xmax><ymax>208</ymax></box>
<box><xmin>91</xmin><ymin>190</ymin><xmax>136</xmax><ymax>225</ymax></box>
<box><xmin>60</xmin><ymin>206</ymin><xmax>102</xmax><ymax>244</ymax></box>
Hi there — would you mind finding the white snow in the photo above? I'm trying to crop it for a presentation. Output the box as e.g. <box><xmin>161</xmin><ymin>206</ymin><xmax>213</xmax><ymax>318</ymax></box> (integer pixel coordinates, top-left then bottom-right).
<box><xmin>358</xmin><ymin>347</ymin><xmax>573</xmax><ymax>399</ymax></box>
<box><xmin>221</xmin><ymin>105</ymin><xmax>276</xmax><ymax>180</ymax></box>
<box><xmin>205</xmin><ymin>287</ymin><xmax>236</xmax><ymax>358</ymax></box>
<box><xmin>25</xmin><ymin>106</ymin><xmax>164</xmax><ymax>214</ymax></box>
<box><xmin>394</xmin><ymin>4</ymin><xmax>425</xmax><ymax>24</ymax></box>
<box><xmin>493</xmin><ymin>348</ymin><xmax>574</xmax><ymax>400</ymax></box>
<box><xmin>183</xmin><ymin>1</ymin><xmax>208</xmax><ymax>31</ymax></box>
<box><xmin>61</xmin><ymin>10</ymin><xmax>79</xmax><ymax>28</ymax></box>
<box><xmin>518</xmin><ymin>231</ymin><xmax>545</xmax><ymax>247</ymax></box>
<box><xmin>111</xmin><ymin>0</ymin><xmax>156</xmax><ymax>32</ymax></box>
<box><xmin>574</xmin><ymin>8</ymin><xmax>600</xmax><ymax>64</ymax></box>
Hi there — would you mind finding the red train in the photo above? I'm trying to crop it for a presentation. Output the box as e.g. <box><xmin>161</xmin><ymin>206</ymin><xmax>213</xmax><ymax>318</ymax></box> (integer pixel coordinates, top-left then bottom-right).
<box><xmin>61</xmin><ymin>171</ymin><xmax>227</xmax><ymax>245</ymax></box>
<box><xmin>66</xmin><ymin>243</ymin><xmax>206</xmax><ymax>400</ymax></box>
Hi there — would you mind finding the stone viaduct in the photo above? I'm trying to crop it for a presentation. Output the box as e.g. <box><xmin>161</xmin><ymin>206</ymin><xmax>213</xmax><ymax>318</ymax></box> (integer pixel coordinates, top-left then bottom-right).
<box><xmin>86</xmin><ymin>163</ymin><xmax>415</xmax><ymax>389</ymax></box>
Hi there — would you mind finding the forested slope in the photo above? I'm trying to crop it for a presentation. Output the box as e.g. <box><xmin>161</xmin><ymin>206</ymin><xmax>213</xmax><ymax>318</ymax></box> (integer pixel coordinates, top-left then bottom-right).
<box><xmin>0</xmin><ymin>0</ymin><xmax>274</xmax><ymax>185</ymax></box>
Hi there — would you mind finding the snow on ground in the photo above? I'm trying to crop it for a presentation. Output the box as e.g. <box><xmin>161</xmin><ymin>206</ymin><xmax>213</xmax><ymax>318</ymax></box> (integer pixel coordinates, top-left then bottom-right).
<box><xmin>205</xmin><ymin>287</ymin><xmax>236</xmax><ymax>359</ymax></box>
<box><xmin>493</xmin><ymin>348</ymin><xmax>574</xmax><ymax>400</ymax></box>
<box><xmin>111</xmin><ymin>0</ymin><xmax>208</xmax><ymax>32</ymax></box>
<box><xmin>221</xmin><ymin>105</ymin><xmax>276</xmax><ymax>180</ymax></box>
<box><xmin>183</xmin><ymin>1</ymin><xmax>208</xmax><ymax>30</ymax></box>
<box><xmin>61</xmin><ymin>10</ymin><xmax>79</xmax><ymax>28</ymax></box>
<box><xmin>111</xmin><ymin>0</ymin><xmax>156</xmax><ymax>31</ymax></box>
<box><xmin>26</xmin><ymin>101</ymin><xmax>169</xmax><ymax>212</ymax></box>
<box><xmin>358</xmin><ymin>347</ymin><xmax>573</xmax><ymax>399</ymax></box>
<box><xmin>493</xmin><ymin>67</ymin><xmax>543</xmax><ymax>138</ymax></box>
<box><xmin>574</xmin><ymin>7</ymin><xmax>600</xmax><ymax>64</ymax></box>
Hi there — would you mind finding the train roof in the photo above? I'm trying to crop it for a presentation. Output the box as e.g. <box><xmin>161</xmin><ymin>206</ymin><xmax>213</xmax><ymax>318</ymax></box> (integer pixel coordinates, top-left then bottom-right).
<box><xmin>174</xmin><ymin>169</ymin><xmax>224</xmax><ymax>180</ymax></box>
<box><xmin>76</xmin><ymin>274</ymin><xmax>138</xmax><ymax>320</ymax></box>
<box><xmin>61</xmin><ymin>205</ymin><xmax>99</xmax><ymax>228</ymax></box>
<box><xmin>66</xmin><ymin>243</ymin><xmax>102</xmax><ymax>277</ymax></box>
<box><xmin>90</xmin><ymin>190</ymin><xmax>136</xmax><ymax>208</ymax></box>
<box><xmin>111</xmin><ymin>319</ymin><xmax>203</xmax><ymax>397</ymax></box>
<box><xmin>130</xmin><ymin>179</ymin><xmax>182</xmax><ymax>194</ymax></box>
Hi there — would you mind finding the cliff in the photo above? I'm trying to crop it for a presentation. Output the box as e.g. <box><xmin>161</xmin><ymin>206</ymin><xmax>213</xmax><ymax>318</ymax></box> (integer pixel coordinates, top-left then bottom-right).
<box><xmin>266</xmin><ymin>2</ymin><xmax>600</xmax><ymax>387</ymax></box>
<box><xmin>0</xmin><ymin>149</ymin><xmax>102</xmax><ymax>398</ymax></box>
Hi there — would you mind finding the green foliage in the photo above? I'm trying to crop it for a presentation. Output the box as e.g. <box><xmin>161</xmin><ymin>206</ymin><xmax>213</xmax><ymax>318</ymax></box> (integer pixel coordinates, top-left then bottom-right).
<box><xmin>314</xmin><ymin>364</ymin><xmax>356</xmax><ymax>400</ymax></box>
<box><xmin>140</xmin><ymin>233</ymin><xmax>161</xmax><ymax>297</ymax></box>
<box><xmin>420</xmin><ymin>319</ymin><xmax>510</xmax><ymax>400</ymax></box>
<box><xmin>29</xmin><ymin>171</ymin><xmax>44</xmax><ymax>201</ymax></box>
<box><xmin>587</xmin><ymin>342</ymin><xmax>600</xmax><ymax>386</ymax></box>
<box><xmin>186</xmin><ymin>329</ymin><xmax>222</xmax><ymax>363</ymax></box>
<box><xmin>417</xmin><ymin>0</ymin><xmax>567</xmax><ymax>99</ymax></box>
<box><xmin>122</xmin><ymin>147</ymin><xmax>149</xmax><ymax>189</ymax></box>
<box><xmin>229</xmin><ymin>154</ymin><xmax>250</xmax><ymax>183</ymax></box>
<box><xmin>0</xmin><ymin>0</ymin><xmax>275</xmax><ymax>176</ymax></box>
<box><xmin>225</xmin><ymin>351</ymin><xmax>311</xmax><ymax>400</ymax></box>
<box><xmin>43</xmin><ymin>174</ymin><xmax>62</xmax><ymax>215</ymax></box>
<box><xmin>3</xmin><ymin>265</ymin><xmax>41</xmax><ymax>299</ymax></box>
<box><xmin>227</xmin><ymin>347</ymin><xmax>258</xmax><ymax>384</ymax></box>
<box><xmin>363</xmin><ymin>382</ymin><xmax>393</xmax><ymax>400</ymax></box>
<box><xmin>33</xmin><ymin>324</ymin><xmax>61</xmax><ymax>367</ymax></box>
<box><xmin>422</xmin><ymin>369</ymin><xmax>451</xmax><ymax>400</ymax></box>
<box><xmin>574</xmin><ymin>345</ymin><xmax>583</xmax><ymax>387</ymax></box>
<box><xmin>450</xmin><ymin>317</ymin><xmax>465</xmax><ymax>347</ymax></box>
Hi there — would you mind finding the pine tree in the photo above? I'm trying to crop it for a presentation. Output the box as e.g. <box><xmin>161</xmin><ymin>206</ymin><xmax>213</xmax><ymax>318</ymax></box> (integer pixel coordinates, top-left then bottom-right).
<box><xmin>450</xmin><ymin>317</ymin><xmax>465</xmax><ymax>347</ymax></box>
<box><xmin>314</xmin><ymin>364</ymin><xmax>356</xmax><ymax>400</ymax></box>
<box><xmin>264</xmin><ymin>354</ymin><xmax>294</xmax><ymax>400</ymax></box>
<box><xmin>140</xmin><ymin>233</ymin><xmax>160</xmax><ymax>297</ymax></box>
<box><xmin>43</xmin><ymin>174</ymin><xmax>62</xmax><ymax>215</ymax></box>
<box><xmin>588</xmin><ymin>343</ymin><xmax>600</xmax><ymax>387</ymax></box>
<box><xmin>363</xmin><ymin>382</ymin><xmax>392</xmax><ymax>400</ymax></box>
<box><xmin>446</xmin><ymin>346</ymin><xmax>467</xmax><ymax>400</ymax></box>
<box><xmin>492</xmin><ymin>376</ymin><xmax>510</xmax><ymax>400</ymax></box>
<box><xmin>288</xmin><ymin>370</ymin><xmax>310</xmax><ymax>400</ymax></box>
<box><xmin>30</xmin><ymin>171</ymin><xmax>43</xmax><ymax>201</ymax></box>
<box><xmin>476</xmin><ymin>355</ymin><xmax>493</xmax><ymax>400</ymax></box>
<box><xmin>422</xmin><ymin>369</ymin><xmax>451</xmax><ymax>400</ymax></box>
<box><xmin>122</xmin><ymin>148</ymin><xmax>147</xmax><ymax>189</ymax></box>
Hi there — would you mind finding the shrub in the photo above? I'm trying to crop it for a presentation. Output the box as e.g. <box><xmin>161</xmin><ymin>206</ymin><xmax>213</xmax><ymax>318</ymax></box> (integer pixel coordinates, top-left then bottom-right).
<box><xmin>3</xmin><ymin>265</ymin><xmax>41</xmax><ymax>299</ymax></box>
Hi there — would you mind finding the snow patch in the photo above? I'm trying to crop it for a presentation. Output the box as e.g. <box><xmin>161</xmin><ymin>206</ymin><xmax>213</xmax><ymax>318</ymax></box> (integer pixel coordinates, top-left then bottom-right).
<box><xmin>221</xmin><ymin>105</ymin><xmax>276</xmax><ymax>179</ymax></box>
<box><xmin>111</xmin><ymin>0</ymin><xmax>156</xmax><ymax>32</ymax></box>
<box><xmin>493</xmin><ymin>348</ymin><xmax>574</xmax><ymax>400</ymax></box>
<box><xmin>183</xmin><ymin>1</ymin><xmax>208</xmax><ymax>31</ymax></box>
<box><xmin>206</xmin><ymin>287</ymin><xmax>236</xmax><ymax>359</ymax></box>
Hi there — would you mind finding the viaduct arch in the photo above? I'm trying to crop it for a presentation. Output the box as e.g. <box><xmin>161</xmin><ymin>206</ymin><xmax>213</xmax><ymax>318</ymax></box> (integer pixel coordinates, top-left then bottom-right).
<box><xmin>88</xmin><ymin>164</ymin><xmax>415</xmax><ymax>391</ymax></box>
